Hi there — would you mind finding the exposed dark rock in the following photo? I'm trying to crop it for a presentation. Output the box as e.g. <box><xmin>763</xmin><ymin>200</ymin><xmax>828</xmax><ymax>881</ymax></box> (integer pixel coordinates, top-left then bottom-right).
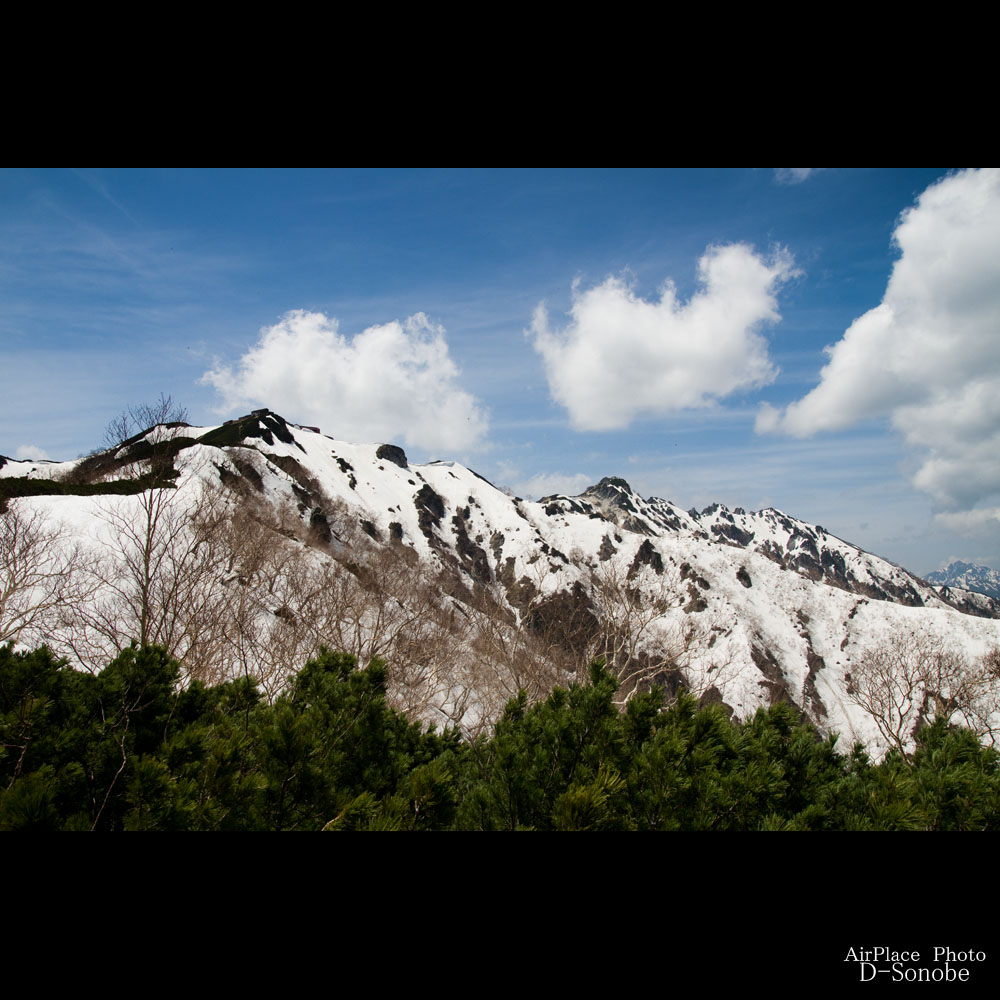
<box><xmin>791</xmin><ymin>551</ymin><xmax>823</xmax><ymax>581</ymax></box>
<box><xmin>629</xmin><ymin>539</ymin><xmax>664</xmax><ymax>578</ymax></box>
<box><xmin>679</xmin><ymin>562</ymin><xmax>711</xmax><ymax>590</ymax></box>
<box><xmin>225</xmin><ymin>453</ymin><xmax>265</xmax><ymax>493</ymax></box>
<box><xmin>204</xmin><ymin>411</ymin><xmax>303</xmax><ymax>452</ymax></box>
<box><xmin>756</xmin><ymin>540</ymin><xmax>785</xmax><ymax>566</ymax></box>
<box><xmin>388</xmin><ymin>521</ymin><xmax>403</xmax><ymax>542</ymax></box>
<box><xmin>711</xmin><ymin>522</ymin><xmax>754</xmax><ymax>547</ymax></box>
<box><xmin>801</xmin><ymin>642</ymin><xmax>829</xmax><ymax>721</ymax></box>
<box><xmin>496</xmin><ymin>557</ymin><xmax>517</xmax><ymax>591</ymax></box>
<box><xmin>653</xmin><ymin>510</ymin><xmax>683</xmax><ymax>531</ymax></box>
<box><xmin>490</xmin><ymin>531</ymin><xmax>505</xmax><ymax>564</ymax></box>
<box><xmin>260</xmin><ymin>412</ymin><xmax>303</xmax><ymax>450</ymax></box>
<box><xmin>360</xmin><ymin>519</ymin><xmax>380</xmax><ymax>540</ymax></box>
<box><xmin>524</xmin><ymin>582</ymin><xmax>599</xmax><ymax>668</ymax></box>
<box><xmin>820</xmin><ymin>547</ymin><xmax>849</xmax><ymax>585</ymax></box>
<box><xmin>736</xmin><ymin>566</ymin><xmax>752</xmax><ymax>588</ymax></box>
<box><xmin>267</xmin><ymin>453</ymin><xmax>325</xmax><ymax>505</ymax></box>
<box><xmin>376</xmin><ymin>443</ymin><xmax>408</xmax><ymax>468</ymax></box>
<box><xmin>310</xmin><ymin>508</ymin><xmax>331</xmax><ymax>545</ymax></box>
<box><xmin>584</xmin><ymin>477</ymin><xmax>638</xmax><ymax>514</ymax></box>
<box><xmin>451</xmin><ymin>514</ymin><xmax>492</xmax><ymax>584</ymax></box>
<box><xmin>697</xmin><ymin>686</ymin><xmax>734</xmax><ymax>719</ymax></box>
<box><xmin>788</xmin><ymin>531</ymin><xmax>819</xmax><ymax>558</ymax></box>
<box><xmin>621</xmin><ymin>514</ymin><xmax>654</xmax><ymax>535</ymax></box>
<box><xmin>414</xmin><ymin>483</ymin><xmax>446</xmax><ymax>530</ymax></box>
<box><xmin>598</xmin><ymin>535</ymin><xmax>616</xmax><ymax>561</ymax></box>
<box><xmin>684</xmin><ymin>582</ymin><xmax>708</xmax><ymax>613</ymax></box>
<box><xmin>505</xmin><ymin>572</ymin><xmax>537</xmax><ymax>609</ymax></box>
<box><xmin>751</xmin><ymin>644</ymin><xmax>799</xmax><ymax>710</ymax></box>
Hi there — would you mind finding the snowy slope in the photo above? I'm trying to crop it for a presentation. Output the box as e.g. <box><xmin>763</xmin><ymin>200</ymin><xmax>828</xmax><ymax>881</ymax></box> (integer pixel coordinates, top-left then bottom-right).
<box><xmin>4</xmin><ymin>408</ymin><xmax>999</xmax><ymax>753</ymax></box>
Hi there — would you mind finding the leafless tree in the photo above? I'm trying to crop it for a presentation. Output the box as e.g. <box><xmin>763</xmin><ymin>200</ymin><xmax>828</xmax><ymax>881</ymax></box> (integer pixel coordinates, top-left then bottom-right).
<box><xmin>459</xmin><ymin>561</ymin><xmax>573</xmax><ymax>726</ymax></box>
<box><xmin>0</xmin><ymin>500</ymin><xmax>91</xmax><ymax>649</ymax></box>
<box><xmin>846</xmin><ymin>632</ymin><xmax>1000</xmax><ymax>756</ymax></box>
<box><xmin>103</xmin><ymin>394</ymin><xmax>188</xmax><ymax>460</ymax></box>
<box><xmin>585</xmin><ymin>555</ymin><xmax>703</xmax><ymax>706</ymax></box>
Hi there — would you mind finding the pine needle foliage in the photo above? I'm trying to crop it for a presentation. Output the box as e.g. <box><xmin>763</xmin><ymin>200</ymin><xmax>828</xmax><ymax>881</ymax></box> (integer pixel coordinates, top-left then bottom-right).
<box><xmin>3</xmin><ymin>644</ymin><xmax>1000</xmax><ymax>830</ymax></box>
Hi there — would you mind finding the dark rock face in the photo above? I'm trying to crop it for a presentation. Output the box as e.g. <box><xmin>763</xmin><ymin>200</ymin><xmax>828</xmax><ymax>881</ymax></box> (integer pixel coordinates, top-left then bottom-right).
<box><xmin>414</xmin><ymin>484</ymin><xmax>446</xmax><ymax>531</ymax></box>
<box><xmin>267</xmin><ymin>453</ymin><xmax>324</xmax><ymax>508</ymax></box>
<box><xmin>629</xmin><ymin>539</ymin><xmax>664</xmax><ymax>578</ymax></box>
<box><xmin>711</xmin><ymin>522</ymin><xmax>754</xmax><ymax>547</ymax></box>
<box><xmin>220</xmin><ymin>454</ymin><xmax>265</xmax><ymax>494</ymax></box>
<box><xmin>451</xmin><ymin>514</ymin><xmax>492</xmax><ymax>584</ymax></box>
<box><xmin>490</xmin><ymin>531</ymin><xmax>505</xmax><ymax>564</ymax></box>
<box><xmin>524</xmin><ymin>582</ymin><xmax>599</xmax><ymax>668</ymax></box>
<box><xmin>376</xmin><ymin>443</ymin><xmax>408</xmax><ymax>469</ymax></box>
<box><xmin>756</xmin><ymin>540</ymin><xmax>785</xmax><ymax>566</ymax></box>
<box><xmin>621</xmin><ymin>515</ymin><xmax>653</xmax><ymax>535</ymax></box>
<box><xmin>751</xmin><ymin>644</ymin><xmax>800</xmax><ymax>711</ymax></box>
<box><xmin>199</xmin><ymin>411</ymin><xmax>303</xmax><ymax>452</ymax></box>
<box><xmin>310</xmin><ymin>509</ymin><xmax>332</xmax><ymax>545</ymax></box>
<box><xmin>261</xmin><ymin>412</ymin><xmax>302</xmax><ymax>449</ymax></box>
<box><xmin>820</xmin><ymin>548</ymin><xmax>850</xmax><ymax>589</ymax></box>
<box><xmin>803</xmin><ymin>646</ymin><xmax>828</xmax><ymax>721</ymax></box>
<box><xmin>598</xmin><ymin>535</ymin><xmax>617</xmax><ymax>561</ymax></box>
<box><xmin>585</xmin><ymin>477</ymin><xmax>637</xmax><ymax>511</ymax></box>
<box><xmin>736</xmin><ymin>566</ymin><xmax>752</xmax><ymax>588</ymax></box>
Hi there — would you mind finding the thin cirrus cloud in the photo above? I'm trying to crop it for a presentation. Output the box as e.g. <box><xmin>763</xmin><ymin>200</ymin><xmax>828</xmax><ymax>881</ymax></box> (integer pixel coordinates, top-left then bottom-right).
<box><xmin>528</xmin><ymin>243</ymin><xmax>798</xmax><ymax>432</ymax></box>
<box><xmin>774</xmin><ymin>168</ymin><xmax>818</xmax><ymax>185</ymax></box>
<box><xmin>202</xmin><ymin>310</ymin><xmax>488</xmax><ymax>454</ymax></box>
<box><xmin>756</xmin><ymin>168</ymin><xmax>1000</xmax><ymax>515</ymax></box>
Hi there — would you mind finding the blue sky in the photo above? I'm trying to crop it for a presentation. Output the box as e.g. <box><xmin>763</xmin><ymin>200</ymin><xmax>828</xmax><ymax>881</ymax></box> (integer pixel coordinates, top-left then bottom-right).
<box><xmin>2</xmin><ymin>167</ymin><xmax>998</xmax><ymax>577</ymax></box>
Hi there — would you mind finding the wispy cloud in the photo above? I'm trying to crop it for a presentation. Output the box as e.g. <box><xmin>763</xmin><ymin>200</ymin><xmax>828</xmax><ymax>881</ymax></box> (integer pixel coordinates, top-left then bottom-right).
<box><xmin>934</xmin><ymin>508</ymin><xmax>1000</xmax><ymax>534</ymax></box>
<box><xmin>774</xmin><ymin>168</ymin><xmax>819</xmax><ymax>185</ymax></box>
<box><xmin>516</xmin><ymin>471</ymin><xmax>594</xmax><ymax>499</ymax></box>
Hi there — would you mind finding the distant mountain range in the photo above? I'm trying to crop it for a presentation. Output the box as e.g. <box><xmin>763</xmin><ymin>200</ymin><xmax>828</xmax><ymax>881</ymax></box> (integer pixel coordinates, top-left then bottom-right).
<box><xmin>926</xmin><ymin>561</ymin><xmax>1000</xmax><ymax>600</ymax></box>
<box><xmin>3</xmin><ymin>408</ymin><xmax>999</xmax><ymax>755</ymax></box>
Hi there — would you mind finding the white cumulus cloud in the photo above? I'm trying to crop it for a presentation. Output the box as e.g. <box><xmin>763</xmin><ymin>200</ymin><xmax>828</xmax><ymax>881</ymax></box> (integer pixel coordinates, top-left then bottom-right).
<box><xmin>528</xmin><ymin>244</ymin><xmax>796</xmax><ymax>432</ymax></box>
<box><xmin>202</xmin><ymin>310</ymin><xmax>488</xmax><ymax>453</ymax></box>
<box><xmin>757</xmin><ymin>168</ymin><xmax>1000</xmax><ymax>513</ymax></box>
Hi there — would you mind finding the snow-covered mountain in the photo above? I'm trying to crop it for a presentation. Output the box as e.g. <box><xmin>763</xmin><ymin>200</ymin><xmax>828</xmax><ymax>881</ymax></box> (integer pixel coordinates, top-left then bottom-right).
<box><xmin>927</xmin><ymin>561</ymin><xmax>1000</xmax><ymax>601</ymax></box>
<box><xmin>3</xmin><ymin>408</ymin><xmax>999</xmax><ymax>754</ymax></box>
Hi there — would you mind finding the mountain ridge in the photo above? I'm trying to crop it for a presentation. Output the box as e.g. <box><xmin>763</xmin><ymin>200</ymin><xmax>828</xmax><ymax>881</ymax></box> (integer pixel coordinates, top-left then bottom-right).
<box><xmin>3</xmin><ymin>407</ymin><xmax>999</xmax><ymax>754</ymax></box>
